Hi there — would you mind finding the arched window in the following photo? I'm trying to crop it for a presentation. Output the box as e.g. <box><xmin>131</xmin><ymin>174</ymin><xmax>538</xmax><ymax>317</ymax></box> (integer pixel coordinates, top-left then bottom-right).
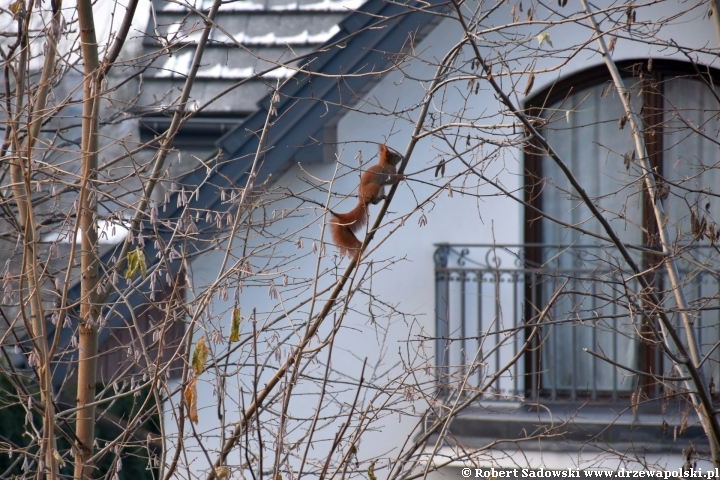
<box><xmin>524</xmin><ymin>60</ymin><xmax>720</xmax><ymax>400</ymax></box>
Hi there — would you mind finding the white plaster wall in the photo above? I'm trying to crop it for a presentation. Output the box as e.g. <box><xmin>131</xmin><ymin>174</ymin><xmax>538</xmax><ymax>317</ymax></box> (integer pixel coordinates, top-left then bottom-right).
<box><xmin>172</xmin><ymin>1</ymin><xmax>719</xmax><ymax>476</ymax></box>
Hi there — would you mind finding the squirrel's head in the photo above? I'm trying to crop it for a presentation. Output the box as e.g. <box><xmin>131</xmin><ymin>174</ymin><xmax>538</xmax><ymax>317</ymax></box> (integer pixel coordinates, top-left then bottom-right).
<box><xmin>379</xmin><ymin>144</ymin><xmax>402</xmax><ymax>165</ymax></box>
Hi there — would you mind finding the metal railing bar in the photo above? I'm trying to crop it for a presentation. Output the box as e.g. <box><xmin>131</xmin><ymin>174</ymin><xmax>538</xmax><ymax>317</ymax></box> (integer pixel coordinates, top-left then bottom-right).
<box><xmin>570</xmin><ymin>276</ymin><xmax>577</xmax><ymax>401</ymax></box>
<box><xmin>494</xmin><ymin>269</ymin><xmax>501</xmax><ymax>394</ymax></box>
<box><xmin>551</xmin><ymin>287</ymin><xmax>557</xmax><ymax>400</ymax></box>
<box><xmin>460</xmin><ymin>270</ymin><xmax>467</xmax><ymax>378</ymax></box>
<box><xmin>696</xmin><ymin>275</ymin><xmax>703</xmax><ymax>357</ymax></box>
<box><xmin>612</xmin><ymin>293</ymin><xmax>618</xmax><ymax>402</ymax></box>
<box><xmin>530</xmin><ymin>271</ymin><xmax>538</xmax><ymax>401</ymax></box>
<box><xmin>513</xmin><ymin>271</ymin><xmax>520</xmax><ymax>396</ymax></box>
<box><xmin>477</xmin><ymin>271</ymin><xmax>483</xmax><ymax>388</ymax></box>
<box><xmin>591</xmin><ymin>280</ymin><xmax>597</xmax><ymax>401</ymax></box>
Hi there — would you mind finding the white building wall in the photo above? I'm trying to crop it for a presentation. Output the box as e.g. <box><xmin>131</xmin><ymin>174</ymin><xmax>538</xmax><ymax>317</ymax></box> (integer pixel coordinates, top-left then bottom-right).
<box><xmin>174</xmin><ymin>2</ymin><xmax>719</xmax><ymax>476</ymax></box>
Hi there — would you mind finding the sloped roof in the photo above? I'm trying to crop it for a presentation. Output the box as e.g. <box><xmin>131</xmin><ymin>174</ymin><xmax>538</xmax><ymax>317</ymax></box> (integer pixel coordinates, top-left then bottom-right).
<box><xmin>140</xmin><ymin>0</ymin><xmax>365</xmax><ymax>115</ymax></box>
<box><xmin>52</xmin><ymin>0</ymin><xmax>444</xmax><ymax>387</ymax></box>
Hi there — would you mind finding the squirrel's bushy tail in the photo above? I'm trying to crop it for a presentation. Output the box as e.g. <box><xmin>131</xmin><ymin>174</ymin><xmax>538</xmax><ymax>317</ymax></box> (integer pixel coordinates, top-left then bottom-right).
<box><xmin>330</xmin><ymin>201</ymin><xmax>368</xmax><ymax>259</ymax></box>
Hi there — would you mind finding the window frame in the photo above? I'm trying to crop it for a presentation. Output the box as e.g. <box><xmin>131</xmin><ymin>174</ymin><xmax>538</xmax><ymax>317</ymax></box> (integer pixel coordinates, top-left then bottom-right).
<box><xmin>522</xmin><ymin>59</ymin><xmax>720</xmax><ymax>401</ymax></box>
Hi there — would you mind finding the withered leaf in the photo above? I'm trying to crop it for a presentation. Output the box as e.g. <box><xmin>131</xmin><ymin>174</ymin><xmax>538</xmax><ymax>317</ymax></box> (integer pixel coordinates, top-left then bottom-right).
<box><xmin>708</xmin><ymin>223</ymin><xmax>717</xmax><ymax>245</ymax></box>
<box><xmin>368</xmin><ymin>460</ymin><xmax>377</xmax><ymax>480</ymax></box>
<box><xmin>9</xmin><ymin>0</ymin><xmax>23</xmax><ymax>14</ymax></box>
<box><xmin>524</xmin><ymin>73</ymin><xmax>535</xmax><ymax>96</ymax></box>
<box><xmin>191</xmin><ymin>337</ymin><xmax>209</xmax><ymax>375</ymax></box>
<box><xmin>230</xmin><ymin>308</ymin><xmax>241</xmax><ymax>342</ymax></box>
<box><xmin>655</xmin><ymin>178</ymin><xmax>669</xmax><ymax>201</ymax></box>
<box><xmin>124</xmin><ymin>247</ymin><xmax>146</xmax><ymax>279</ymax></box>
<box><xmin>607</xmin><ymin>36</ymin><xmax>617</xmax><ymax>53</ymax></box>
<box><xmin>434</xmin><ymin>159</ymin><xmax>446</xmax><ymax>178</ymax></box>
<box><xmin>710</xmin><ymin>376</ymin><xmax>715</xmax><ymax>397</ymax></box>
<box><xmin>623</xmin><ymin>152</ymin><xmax>632</xmax><ymax>170</ymax></box>
<box><xmin>138</xmin><ymin>249</ymin><xmax>147</xmax><ymax>279</ymax></box>
<box><xmin>184</xmin><ymin>377</ymin><xmax>198</xmax><ymax>424</ymax></box>
<box><xmin>536</xmin><ymin>32</ymin><xmax>552</xmax><ymax>48</ymax></box>
<box><xmin>680</xmin><ymin>409</ymin><xmax>688</xmax><ymax>436</ymax></box>
<box><xmin>53</xmin><ymin>449</ymin><xmax>65</xmax><ymax>468</ymax></box>
<box><xmin>618</xmin><ymin>113</ymin><xmax>628</xmax><ymax>130</ymax></box>
<box><xmin>690</xmin><ymin>208</ymin><xmax>707</xmax><ymax>241</ymax></box>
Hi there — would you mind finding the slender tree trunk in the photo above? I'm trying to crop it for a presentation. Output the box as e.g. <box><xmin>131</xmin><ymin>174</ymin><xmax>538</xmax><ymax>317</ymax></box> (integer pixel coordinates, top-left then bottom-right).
<box><xmin>10</xmin><ymin>158</ymin><xmax>56</xmax><ymax>479</ymax></box>
<box><xmin>8</xmin><ymin>9</ymin><xmax>59</xmax><ymax>478</ymax></box>
<box><xmin>74</xmin><ymin>0</ymin><xmax>100</xmax><ymax>477</ymax></box>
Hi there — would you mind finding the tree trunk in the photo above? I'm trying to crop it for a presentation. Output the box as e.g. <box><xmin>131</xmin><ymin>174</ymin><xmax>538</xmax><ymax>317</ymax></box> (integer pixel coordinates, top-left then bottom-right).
<box><xmin>74</xmin><ymin>0</ymin><xmax>100</xmax><ymax>477</ymax></box>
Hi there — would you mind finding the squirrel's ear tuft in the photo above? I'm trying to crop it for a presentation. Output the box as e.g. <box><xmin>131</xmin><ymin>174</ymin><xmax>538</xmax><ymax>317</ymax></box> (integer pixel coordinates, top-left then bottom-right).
<box><xmin>378</xmin><ymin>144</ymin><xmax>387</xmax><ymax>155</ymax></box>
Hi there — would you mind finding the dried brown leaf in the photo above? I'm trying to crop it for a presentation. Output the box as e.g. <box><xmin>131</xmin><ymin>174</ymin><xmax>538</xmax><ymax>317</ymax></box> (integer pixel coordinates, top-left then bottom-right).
<box><xmin>184</xmin><ymin>377</ymin><xmax>198</xmax><ymax>424</ymax></box>
<box><xmin>680</xmin><ymin>409</ymin><xmax>688</xmax><ymax>436</ymax></box>
<box><xmin>524</xmin><ymin>73</ymin><xmax>535</xmax><ymax>96</ymax></box>
<box><xmin>9</xmin><ymin>0</ymin><xmax>22</xmax><ymax>14</ymax></box>
<box><xmin>623</xmin><ymin>152</ymin><xmax>632</xmax><ymax>170</ymax></box>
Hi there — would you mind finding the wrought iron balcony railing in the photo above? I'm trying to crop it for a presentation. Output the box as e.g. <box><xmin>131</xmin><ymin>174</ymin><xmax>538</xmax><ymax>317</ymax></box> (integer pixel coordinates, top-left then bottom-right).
<box><xmin>434</xmin><ymin>243</ymin><xmax>720</xmax><ymax>403</ymax></box>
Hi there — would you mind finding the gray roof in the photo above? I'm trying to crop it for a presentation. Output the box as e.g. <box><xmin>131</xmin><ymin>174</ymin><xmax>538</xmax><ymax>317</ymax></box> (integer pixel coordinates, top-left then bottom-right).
<box><xmin>140</xmin><ymin>0</ymin><xmax>361</xmax><ymax>115</ymax></box>
<box><xmin>52</xmin><ymin>0</ymin><xmax>444</xmax><ymax>387</ymax></box>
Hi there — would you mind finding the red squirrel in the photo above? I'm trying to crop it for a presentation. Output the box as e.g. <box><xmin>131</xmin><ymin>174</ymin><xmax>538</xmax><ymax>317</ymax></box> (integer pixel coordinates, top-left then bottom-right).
<box><xmin>330</xmin><ymin>144</ymin><xmax>405</xmax><ymax>259</ymax></box>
